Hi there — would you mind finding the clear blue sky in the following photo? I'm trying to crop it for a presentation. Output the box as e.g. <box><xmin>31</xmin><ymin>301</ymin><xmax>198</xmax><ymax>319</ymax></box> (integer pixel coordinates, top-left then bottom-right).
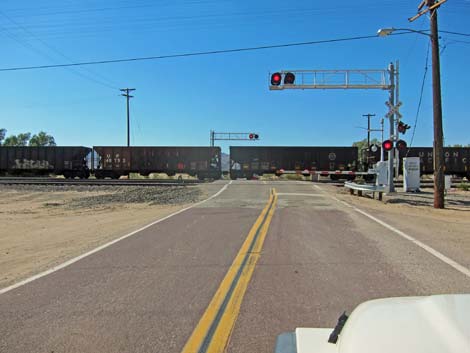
<box><xmin>1</xmin><ymin>0</ymin><xmax>469</xmax><ymax>153</ymax></box>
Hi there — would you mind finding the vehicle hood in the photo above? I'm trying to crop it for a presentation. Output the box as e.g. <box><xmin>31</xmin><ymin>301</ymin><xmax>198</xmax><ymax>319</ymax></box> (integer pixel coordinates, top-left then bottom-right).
<box><xmin>295</xmin><ymin>294</ymin><xmax>470</xmax><ymax>353</ymax></box>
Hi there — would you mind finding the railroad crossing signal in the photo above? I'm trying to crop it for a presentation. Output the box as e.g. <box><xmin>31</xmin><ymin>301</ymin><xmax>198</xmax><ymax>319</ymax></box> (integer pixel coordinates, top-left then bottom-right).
<box><xmin>396</xmin><ymin>139</ymin><xmax>407</xmax><ymax>151</ymax></box>
<box><xmin>271</xmin><ymin>72</ymin><xmax>282</xmax><ymax>86</ymax></box>
<box><xmin>397</xmin><ymin>121</ymin><xmax>411</xmax><ymax>134</ymax></box>
<box><xmin>270</xmin><ymin>72</ymin><xmax>296</xmax><ymax>87</ymax></box>
<box><xmin>382</xmin><ymin>140</ymin><xmax>393</xmax><ymax>152</ymax></box>
<box><xmin>385</xmin><ymin>101</ymin><xmax>402</xmax><ymax>119</ymax></box>
<box><xmin>284</xmin><ymin>72</ymin><xmax>295</xmax><ymax>85</ymax></box>
<box><xmin>382</xmin><ymin>139</ymin><xmax>407</xmax><ymax>152</ymax></box>
<box><xmin>210</xmin><ymin>131</ymin><xmax>260</xmax><ymax>146</ymax></box>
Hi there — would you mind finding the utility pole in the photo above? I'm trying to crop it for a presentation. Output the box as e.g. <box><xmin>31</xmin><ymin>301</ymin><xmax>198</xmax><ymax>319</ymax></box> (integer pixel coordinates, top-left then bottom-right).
<box><xmin>380</xmin><ymin>118</ymin><xmax>384</xmax><ymax>162</ymax></box>
<box><xmin>429</xmin><ymin>1</ymin><xmax>445</xmax><ymax>208</ymax></box>
<box><xmin>408</xmin><ymin>1</ymin><xmax>446</xmax><ymax>207</ymax></box>
<box><xmin>387</xmin><ymin>63</ymin><xmax>395</xmax><ymax>193</ymax></box>
<box><xmin>120</xmin><ymin>88</ymin><xmax>136</xmax><ymax>147</ymax></box>
<box><xmin>394</xmin><ymin>61</ymin><xmax>401</xmax><ymax>179</ymax></box>
<box><xmin>210</xmin><ymin>130</ymin><xmax>215</xmax><ymax>147</ymax></box>
<box><xmin>363</xmin><ymin>113</ymin><xmax>376</xmax><ymax>169</ymax></box>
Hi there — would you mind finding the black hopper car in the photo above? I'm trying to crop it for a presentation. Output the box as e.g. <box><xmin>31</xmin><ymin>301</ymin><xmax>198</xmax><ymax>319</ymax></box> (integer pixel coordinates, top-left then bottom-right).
<box><xmin>371</xmin><ymin>147</ymin><xmax>470</xmax><ymax>179</ymax></box>
<box><xmin>230</xmin><ymin>146</ymin><xmax>359</xmax><ymax>180</ymax></box>
<box><xmin>93</xmin><ymin>146</ymin><xmax>221</xmax><ymax>180</ymax></box>
<box><xmin>0</xmin><ymin>146</ymin><xmax>222</xmax><ymax>180</ymax></box>
<box><xmin>0</xmin><ymin>146</ymin><xmax>91</xmax><ymax>178</ymax></box>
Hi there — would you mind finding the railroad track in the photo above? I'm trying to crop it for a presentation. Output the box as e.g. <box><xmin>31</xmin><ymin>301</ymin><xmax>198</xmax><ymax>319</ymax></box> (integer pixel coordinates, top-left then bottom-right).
<box><xmin>0</xmin><ymin>177</ymin><xmax>206</xmax><ymax>186</ymax></box>
<box><xmin>313</xmin><ymin>177</ymin><xmax>465</xmax><ymax>188</ymax></box>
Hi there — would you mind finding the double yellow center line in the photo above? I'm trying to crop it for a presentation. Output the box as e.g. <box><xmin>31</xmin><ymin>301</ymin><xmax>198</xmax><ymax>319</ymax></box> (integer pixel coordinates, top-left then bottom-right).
<box><xmin>181</xmin><ymin>188</ymin><xmax>278</xmax><ymax>353</ymax></box>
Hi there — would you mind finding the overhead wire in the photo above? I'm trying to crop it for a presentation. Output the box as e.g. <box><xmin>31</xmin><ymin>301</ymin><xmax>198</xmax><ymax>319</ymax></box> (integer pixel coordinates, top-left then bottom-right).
<box><xmin>0</xmin><ymin>33</ymin><xmax>411</xmax><ymax>72</ymax></box>
<box><xmin>0</xmin><ymin>10</ymin><xmax>120</xmax><ymax>90</ymax></box>
<box><xmin>1</xmin><ymin>2</ymin><xmax>416</xmax><ymax>40</ymax></box>
<box><xmin>438</xmin><ymin>30</ymin><xmax>470</xmax><ymax>37</ymax></box>
<box><xmin>407</xmin><ymin>42</ymin><xmax>430</xmax><ymax>155</ymax></box>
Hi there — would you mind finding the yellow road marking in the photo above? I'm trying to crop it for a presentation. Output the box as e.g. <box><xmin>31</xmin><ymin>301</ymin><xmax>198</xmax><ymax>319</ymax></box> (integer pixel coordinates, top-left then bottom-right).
<box><xmin>181</xmin><ymin>188</ymin><xmax>278</xmax><ymax>353</ymax></box>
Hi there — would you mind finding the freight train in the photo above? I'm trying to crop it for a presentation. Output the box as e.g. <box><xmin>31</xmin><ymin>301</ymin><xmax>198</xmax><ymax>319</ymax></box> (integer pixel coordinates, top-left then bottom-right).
<box><xmin>230</xmin><ymin>146</ymin><xmax>470</xmax><ymax>180</ymax></box>
<box><xmin>93</xmin><ymin>146</ymin><xmax>221</xmax><ymax>180</ymax></box>
<box><xmin>369</xmin><ymin>147</ymin><xmax>470</xmax><ymax>179</ymax></box>
<box><xmin>1</xmin><ymin>145</ymin><xmax>469</xmax><ymax>180</ymax></box>
<box><xmin>0</xmin><ymin>146</ymin><xmax>92</xmax><ymax>178</ymax></box>
<box><xmin>229</xmin><ymin>146</ymin><xmax>359</xmax><ymax>180</ymax></box>
<box><xmin>0</xmin><ymin>146</ymin><xmax>221</xmax><ymax>180</ymax></box>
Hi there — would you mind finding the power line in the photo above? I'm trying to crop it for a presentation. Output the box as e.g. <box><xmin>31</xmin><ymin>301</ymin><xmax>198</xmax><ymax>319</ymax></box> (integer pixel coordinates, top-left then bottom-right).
<box><xmin>0</xmin><ymin>33</ymin><xmax>409</xmax><ymax>72</ymax></box>
<box><xmin>439</xmin><ymin>30</ymin><xmax>470</xmax><ymax>37</ymax></box>
<box><xmin>407</xmin><ymin>42</ymin><xmax>430</xmax><ymax>154</ymax></box>
<box><xmin>0</xmin><ymin>10</ymin><xmax>119</xmax><ymax>89</ymax></box>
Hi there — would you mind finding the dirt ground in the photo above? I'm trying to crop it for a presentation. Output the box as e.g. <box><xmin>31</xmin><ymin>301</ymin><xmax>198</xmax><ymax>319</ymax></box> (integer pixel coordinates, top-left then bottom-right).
<box><xmin>0</xmin><ymin>185</ymin><xmax>203</xmax><ymax>288</ymax></box>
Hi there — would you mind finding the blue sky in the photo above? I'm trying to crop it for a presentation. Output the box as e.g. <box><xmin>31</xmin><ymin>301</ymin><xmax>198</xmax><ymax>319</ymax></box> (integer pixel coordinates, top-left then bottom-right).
<box><xmin>1</xmin><ymin>0</ymin><xmax>469</xmax><ymax>153</ymax></box>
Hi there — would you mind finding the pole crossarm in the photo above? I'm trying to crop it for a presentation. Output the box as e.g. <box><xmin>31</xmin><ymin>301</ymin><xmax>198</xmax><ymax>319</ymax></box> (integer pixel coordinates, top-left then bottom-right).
<box><xmin>269</xmin><ymin>69</ymin><xmax>392</xmax><ymax>90</ymax></box>
<box><xmin>409</xmin><ymin>0</ymin><xmax>447</xmax><ymax>22</ymax></box>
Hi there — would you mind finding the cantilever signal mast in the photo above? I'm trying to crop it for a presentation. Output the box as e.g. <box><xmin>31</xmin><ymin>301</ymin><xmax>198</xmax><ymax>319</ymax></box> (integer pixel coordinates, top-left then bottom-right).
<box><xmin>120</xmin><ymin>88</ymin><xmax>136</xmax><ymax>147</ymax></box>
<box><xmin>270</xmin><ymin>68</ymin><xmax>401</xmax><ymax>193</ymax></box>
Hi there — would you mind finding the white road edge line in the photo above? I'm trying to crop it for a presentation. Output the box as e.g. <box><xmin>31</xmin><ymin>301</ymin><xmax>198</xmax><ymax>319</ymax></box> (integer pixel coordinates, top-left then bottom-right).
<box><xmin>0</xmin><ymin>181</ymin><xmax>233</xmax><ymax>295</ymax></box>
<box><xmin>314</xmin><ymin>184</ymin><xmax>470</xmax><ymax>279</ymax></box>
<box><xmin>351</xmin><ymin>206</ymin><xmax>470</xmax><ymax>278</ymax></box>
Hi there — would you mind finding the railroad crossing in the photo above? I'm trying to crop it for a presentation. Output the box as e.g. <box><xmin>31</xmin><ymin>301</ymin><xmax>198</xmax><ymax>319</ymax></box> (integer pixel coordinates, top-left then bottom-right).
<box><xmin>1</xmin><ymin>180</ymin><xmax>469</xmax><ymax>353</ymax></box>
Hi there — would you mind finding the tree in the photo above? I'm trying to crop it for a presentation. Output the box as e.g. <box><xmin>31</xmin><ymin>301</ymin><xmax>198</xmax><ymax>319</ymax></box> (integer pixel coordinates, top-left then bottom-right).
<box><xmin>29</xmin><ymin>131</ymin><xmax>56</xmax><ymax>146</ymax></box>
<box><xmin>3</xmin><ymin>133</ymin><xmax>31</xmax><ymax>146</ymax></box>
<box><xmin>0</xmin><ymin>128</ymin><xmax>5</xmax><ymax>145</ymax></box>
<box><xmin>353</xmin><ymin>138</ymin><xmax>380</xmax><ymax>153</ymax></box>
<box><xmin>353</xmin><ymin>138</ymin><xmax>380</xmax><ymax>167</ymax></box>
<box><xmin>3</xmin><ymin>135</ymin><xmax>18</xmax><ymax>146</ymax></box>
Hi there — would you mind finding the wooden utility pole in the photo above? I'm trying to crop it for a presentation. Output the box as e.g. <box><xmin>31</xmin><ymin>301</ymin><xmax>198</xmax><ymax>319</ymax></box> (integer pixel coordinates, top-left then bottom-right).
<box><xmin>120</xmin><ymin>88</ymin><xmax>136</xmax><ymax>147</ymax></box>
<box><xmin>429</xmin><ymin>1</ymin><xmax>445</xmax><ymax>209</ymax></box>
<box><xmin>409</xmin><ymin>0</ymin><xmax>445</xmax><ymax>208</ymax></box>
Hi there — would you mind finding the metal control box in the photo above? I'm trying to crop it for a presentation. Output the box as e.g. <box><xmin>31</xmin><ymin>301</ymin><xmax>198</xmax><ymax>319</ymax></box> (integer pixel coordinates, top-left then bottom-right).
<box><xmin>403</xmin><ymin>157</ymin><xmax>421</xmax><ymax>192</ymax></box>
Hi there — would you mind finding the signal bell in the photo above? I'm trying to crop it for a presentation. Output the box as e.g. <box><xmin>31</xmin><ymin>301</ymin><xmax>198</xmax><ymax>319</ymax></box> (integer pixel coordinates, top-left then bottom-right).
<box><xmin>271</xmin><ymin>72</ymin><xmax>282</xmax><ymax>86</ymax></box>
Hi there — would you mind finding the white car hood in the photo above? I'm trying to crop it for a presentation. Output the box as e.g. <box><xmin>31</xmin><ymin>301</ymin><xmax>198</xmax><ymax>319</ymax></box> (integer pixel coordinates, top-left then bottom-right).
<box><xmin>295</xmin><ymin>294</ymin><xmax>470</xmax><ymax>353</ymax></box>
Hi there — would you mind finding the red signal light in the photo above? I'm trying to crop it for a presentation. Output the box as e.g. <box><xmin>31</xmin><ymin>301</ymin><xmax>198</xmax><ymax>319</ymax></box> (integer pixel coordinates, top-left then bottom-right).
<box><xmin>249</xmin><ymin>133</ymin><xmax>254</xmax><ymax>139</ymax></box>
<box><xmin>382</xmin><ymin>140</ymin><xmax>393</xmax><ymax>152</ymax></box>
<box><xmin>398</xmin><ymin>121</ymin><xmax>411</xmax><ymax>134</ymax></box>
<box><xmin>271</xmin><ymin>72</ymin><xmax>282</xmax><ymax>86</ymax></box>
<box><xmin>284</xmin><ymin>72</ymin><xmax>295</xmax><ymax>85</ymax></box>
<box><xmin>396</xmin><ymin>139</ymin><xmax>407</xmax><ymax>151</ymax></box>
<box><xmin>398</xmin><ymin>123</ymin><xmax>406</xmax><ymax>134</ymax></box>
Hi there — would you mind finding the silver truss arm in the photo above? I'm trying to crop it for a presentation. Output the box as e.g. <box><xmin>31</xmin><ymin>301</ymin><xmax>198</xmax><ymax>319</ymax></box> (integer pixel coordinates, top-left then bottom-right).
<box><xmin>269</xmin><ymin>69</ymin><xmax>391</xmax><ymax>90</ymax></box>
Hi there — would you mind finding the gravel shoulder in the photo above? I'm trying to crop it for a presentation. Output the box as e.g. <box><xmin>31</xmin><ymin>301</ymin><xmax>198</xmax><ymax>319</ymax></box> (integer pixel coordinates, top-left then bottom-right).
<box><xmin>319</xmin><ymin>183</ymin><xmax>470</xmax><ymax>271</ymax></box>
<box><xmin>0</xmin><ymin>185</ymin><xmax>204</xmax><ymax>288</ymax></box>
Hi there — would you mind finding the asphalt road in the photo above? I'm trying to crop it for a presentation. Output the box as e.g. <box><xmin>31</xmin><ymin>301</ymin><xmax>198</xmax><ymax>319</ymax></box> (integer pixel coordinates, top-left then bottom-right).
<box><xmin>1</xmin><ymin>180</ymin><xmax>469</xmax><ymax>353</ymax></box>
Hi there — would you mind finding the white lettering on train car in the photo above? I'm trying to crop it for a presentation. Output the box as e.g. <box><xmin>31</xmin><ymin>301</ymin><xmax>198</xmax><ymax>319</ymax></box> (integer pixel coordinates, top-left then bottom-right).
<box><xmin>13</xmin><ymin>159</ymin><xmax>53</xmax><ymax>169</ymax></box>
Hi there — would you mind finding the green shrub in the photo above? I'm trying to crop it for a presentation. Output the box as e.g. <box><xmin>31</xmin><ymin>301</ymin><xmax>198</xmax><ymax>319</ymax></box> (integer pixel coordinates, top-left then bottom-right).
<box><xmin>458</xmin><ymin>182</ymin><xmax>469</xmax><ymax>191</ymax></box>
